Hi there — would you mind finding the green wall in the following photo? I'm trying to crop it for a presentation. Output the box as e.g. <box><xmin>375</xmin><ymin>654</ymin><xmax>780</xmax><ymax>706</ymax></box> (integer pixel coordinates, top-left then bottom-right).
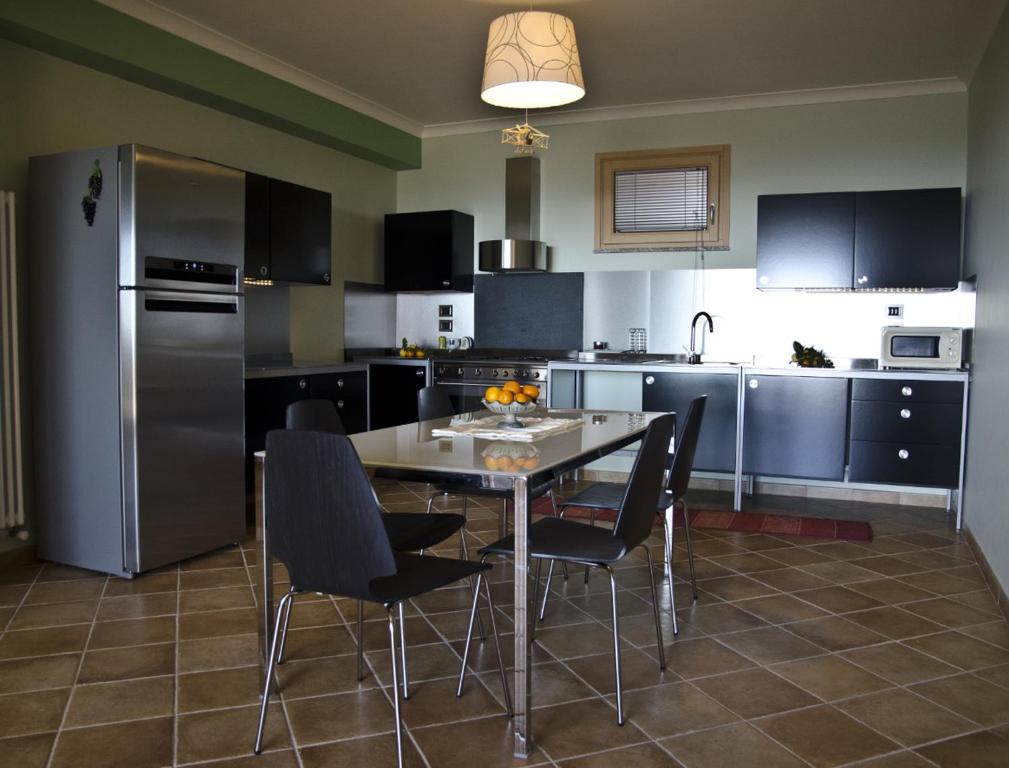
<box><xmin>0</xmin><ymin>38</ymin><xmax>396</xmax><ymax>544</ymax></box>
<box><xmin>399</xmin><ymin>94</ymin><xmax>967</xmax><ymax>273</ymax></box>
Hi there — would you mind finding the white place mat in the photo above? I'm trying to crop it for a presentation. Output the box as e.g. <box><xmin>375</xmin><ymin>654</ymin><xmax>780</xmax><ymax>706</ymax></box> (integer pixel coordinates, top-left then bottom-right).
<box><xmin>431</xmin><ymin>415</ymin><xmax>583</xmax><ymax>442</ymax></box>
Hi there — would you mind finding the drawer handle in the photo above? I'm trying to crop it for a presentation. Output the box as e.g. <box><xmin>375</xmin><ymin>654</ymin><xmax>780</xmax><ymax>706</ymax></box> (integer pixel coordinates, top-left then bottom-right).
<box><xmin>898</xmin><ymin>449</ymin><xmax>910</xmax><ymax>460</ymax></box>
<box><xmin>416</xmin><ymin>369</ymin><xmax>425</xmax><ymax>377</ymax></box>
<box><xmin>337</xmin><ymin>400</ymin><xmax>345</xmax><ymax>409</ymax></box>
<box><xmin>645</xmin><ymin>376</ymin><xmax>655</xmax><ymax>385</ymax></box>
<box><xmin>298</xmin><ymin>378</ymin><xmax>307</xmax><ymax>390</ymax></box>
<box><xmin>901</xmin><ymin>386</ymin><xmax>913</xmax><ymax>397</ymax></box>
<box><xmin>749</xmin><ymin>379</ymin><xmax>759</xmax><ymax>389</ymax></box>
<box><xmin>900</xmin><ymin>408</ymin><xmax>911</xmax><ymax>419</ymax></box>
<box><xmin>337</xmin><ymin>378</ymin><xmax>344</xmax><ymax>388</ymax></box>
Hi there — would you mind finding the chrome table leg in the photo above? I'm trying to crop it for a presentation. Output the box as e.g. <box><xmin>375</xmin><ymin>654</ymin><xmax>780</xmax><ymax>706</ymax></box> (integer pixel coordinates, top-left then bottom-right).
<box><xmin>512</xmin><ymin>475</ymin><xmax>533</xmax><ymax>757</ymax></box>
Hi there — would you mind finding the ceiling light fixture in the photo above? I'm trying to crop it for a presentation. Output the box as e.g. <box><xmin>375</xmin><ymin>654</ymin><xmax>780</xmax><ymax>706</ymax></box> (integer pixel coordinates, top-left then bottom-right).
<box><xmin>481</xmin><ymin>10</ymin><xmax>585</xmax><ymax>153</ymax></box>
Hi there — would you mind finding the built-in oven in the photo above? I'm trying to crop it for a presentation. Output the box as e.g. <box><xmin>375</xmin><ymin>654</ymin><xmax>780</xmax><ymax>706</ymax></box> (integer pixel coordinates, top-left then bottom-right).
<box><xmin>432</xmin><ymin>359</ymin><xmax>549</xmax><ymax>414</ymax></box>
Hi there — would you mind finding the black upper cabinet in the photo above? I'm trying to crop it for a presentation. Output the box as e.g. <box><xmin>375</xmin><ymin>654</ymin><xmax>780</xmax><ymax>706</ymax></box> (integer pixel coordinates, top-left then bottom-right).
<box><xmin>385</xmin><ymin>210</ymin><xmax>474</xmax><ymax>292</ymax></box>
<box><xmin>245</xmin><ymin>173</ymin><xmax>331</xmax><ymax>285</ymax></box>
<box><xmin>756</xmin><ymin>193</ymin><xmax>854</xmax><ymax>289</ymax></box>
<box><xmin>756</xmin><ymin>188</ymin><xmax>962</xmax><ymax>290</ymax></box>
<box><xmin>854</xmin><ymin>188</ymin><xmax>961</xmax><ymax>290</ymax></box>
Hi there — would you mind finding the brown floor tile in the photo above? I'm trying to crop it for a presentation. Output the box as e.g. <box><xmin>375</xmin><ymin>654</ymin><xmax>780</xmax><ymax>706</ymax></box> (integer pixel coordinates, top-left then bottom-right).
<box><xmin>849</xmin><ymin>556</ymin><xmax>926</xmax><ymax>577</ymax></box>
<box><xmin>773</xmin><ymin>654</ymin><xmax>892</xmax><ymax>700</ymax></box>
<box><xmin>178</xmin><ymin>665</ymin><xmax>263</xmax><ymax>712</ymax></box>
<box><xmin>0</xmin><ymin>653</ymin><xmax>80</xmax><ymax>694</ymax></box>
<box><xmin>365</xmin><ymin>639</ymin><xmax>463</xmax><ymax>687</ymax></box>
<box><xmin>732</xmin><ymin>594</ymin><xmax>829</xmax><ymax>624</ymax></box>
<box><xmin>564</xmin><ymin>647</ymin><xmax>676</xmax><ymax>696</ymax></box>
<box><xmin>97</xmin><ymin>592</ymin><xmax>178</xmax><ymax>621</ymax></box>
<box><xmin>678</xmin><ymin>602</ymin><xmax>769</xmax><ymax>635</ymax></box>
<box><xmin>187</xmin><ymin>750</ymin><xmax>300</xmax><ymax>768</ymax></box>
<box><xmin>64</xmin><ymin>676</ymin><xmax>174</xmax><ymax>727</ymax></box>
<box><xmin>178</xmin><ymin>632</ymin><xmax>260</xmax><ymax>673</ymax></box>
<box><xmin>0</xmin><ymin>624</ymin><xmax>90</xmax><ymax>659</ymax></box>
<box><xmin>480</xmin><ymin>660</ymin><xmax>597</xmax><ymax>709</ymax></box>
<box><xmin>793</xmin><ymin>585</ymin><xmax>885</xmax><ymax>614</ymax></box>
<box><xmin>693</xmin><ymin>667</ymin><xmax>818</xmax><ymax>718</ymax></box>
<box><xmin>533</xmin><ymin>622</ymin><xmax>629</xmax><ymax>660</ymax></box>
<box><xmin>51</xmin><ymin>717</ymin><xmax>173</xmax><ymax>768</ymax></box>
<box><xmin>179</xmin><ymin>567</ymin><xmax>250</xmax><ymax>591</ymax></box>
<box><xmin>964</xmin><ymin>622</ymin><xmax>1009</xmax><ymax>651</ymax></box>
<box><xmin>400</xmin><ymin>675</ymin><xmax>506</xmax><ymax>727</ymax></box>
<box><xmin>410</xmin><ymin>713</ymin><xmax>551</xmax><ymax>768</ymax></box>
<box><xmin>8</xmin><ymin>600</ymin><xmax>97</xmax><ymax>630</ymax></box>
<box><xmin>179</xmin><ymin>585</ymin><xmax>255</xmax><ymax>613</ymax></box>
<box><xmin>784</xmin><ymin>615</ymin><xmax>888</xmax><ymax>652</ymax></box>
<box><xmin>911</xmin><ymin>673</ymin><xmax>1009</xmax><ymax>726</ymax></box>
<box><xmin>300</xmin><ymin>733</ymin><xmax>426</xmax><ymax>768</ymax></box>
<box><xmin>559</xmin><ymin>742</ymin><xmax>684</xmax><ymax>767</ymax></box>
<box><xmin>855</xmin><ymin>753</ymin><xmax>936</xmax><ymax>768</ymax></box>
<box><xmin>23</xmin><ymin>579</ymin><xmax>105</xmax><ymax>605</ymax></box>
<box><xmin>0</xmin><ymin>583</ymin><xmax>29</xmax><ymax>606</ymax></box>
<box><xmin>752</xmin><ymin>568</ymin><xmax>834</xmax><ymax>592</ymax></box>
<box><xmin>102</xmin><ymin>572</ymin><xmax>177</xmax><ymax>597</ymax></box>
<box><xmin>756</xmin><ymin>705</ymin><xmax>900</xmax><ymax>767</ymax></box>
<box><xmin>697</xmin><ymin>575</ymin><xmax>779</xmax><ymax>601</ymax></box>
<box><xmin>0</xmin><ymin>688</ymin><xmax>70</xmax><ymax>737</ymax></box>
<box><xmin>620</xmin><ymin>682</ymin><xmax>738</xmax><ymax>738</ymax></box>
<box><xmin>78</xmin><ymin>643</ymin><xmax>175</xmax><ymax>683</ymax></box>
<box><xmin>176</xmin><ymin>703</ymin><xmax>289</xmax><ymax>763</ymax></box>
<box><xmin>361</xmin><ymin>615</ymin><xmax>440</xmax><ymax>648</ymax></box>
<box><xmin>840</xmin><ymin>641</ymin><xmax>956</xmax><ymax>686</ymax></box>
<box><xmin>536</xmin><ymin>697</ymin><xmax>653</xmax><ymax>757</ymax></box>
<box><xmin>662</xmin><ymin>721</ymin><xmax>807</xmax><ymax>768</ymax></box>
<box><xmin>89</xmin><ymin>615</ymin><xmax>176</xmax><ymax>649</ymax></box>
<box><xmin>916</xmin><ymin>730</ymin><xmax>1009</xmax><ymax>767</ymax></box>
<box><xmin>903</xmin><ymin>631</ymin><xmax>1009</xmax><ymax>671</ymax></box>
<box><xmin>799</xmin><ymin>561</ymin><xmax>882</xmax><ymax>585</ymax></box>
<box><xmin>901</xmin><ymin>597</ymin><xmax>999</xmax><ymax>628</ymax></box>
<box><xmin>285</xmin><ymin>688</ymin><xmax>398</xmax><ymax>745</ymax></box>
<box><xmin>717</xmin><ymin>625</ymin><xmax>826</xmax><ymax>664</ymax></box>
<box><xmin>838</xmin><ymin>688</ymin><xmax>974</xmax><ymax>746</ymax></box>
<box><xmin>0</xmin><ymin>732</ymin><xmax>56</xmax><ymax>768</ymax></box>
<box><xmin>950</xmin><ymin>590</ymin><xmax>1003</xmax><ymax>617</ymax></box>
<box><xmin>278</xmin><ymin>653</ymin><xmax>378</xmax><ymax>698</ymax></box>
<box><xmin>898</xmin><ymin>571</ymin><xmax>985</xmax><ymax>596</ymax></box>
<box><xmin>764</xmin><ymin>547</ymin><xmax>836</xmax><ymax>567</ymax></box>
<box><xmin>179</xmin><ymin>548</ymin><xmax>246</xmax><ymax>571</ymax></box>
<box><xmin>0</xmin><ymin>566</ymin><xmax>42</xmax><ymax>586</ymax></box>
<box><xmin>659</xmin><ymin>637</ymin><xmax>756</xmax><ymax>679</ymax></box>
<box><xmin>179</xmin><ymin>607</ymin><xmax>257</xmax><ymax>641</ymax></box>
<box><xmin>709</xmin><ymin>552</ymin><xmax>785</xmax><ymax>573</ymax></box>
<box><xmin>808</xmin><ymin>542</ymin><xmax>877</xmax><ymax>561</ymax></box>
<box><xmin>848</xmin><ymin>578</ymin><xmax>936</xmax><ymax>605</ymax></box>
<box><xmin>845</xmin><ymin>606</ymin><xmax>946</xmax><ymax>640</ymax></box>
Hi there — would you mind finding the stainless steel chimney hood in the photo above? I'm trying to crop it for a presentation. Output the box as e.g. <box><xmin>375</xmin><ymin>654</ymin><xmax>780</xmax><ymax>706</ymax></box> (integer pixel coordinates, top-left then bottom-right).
<box><xmin>479</xmin><ymin>156</ymin><xmax>549</xmax><ymax>272</ymax></box>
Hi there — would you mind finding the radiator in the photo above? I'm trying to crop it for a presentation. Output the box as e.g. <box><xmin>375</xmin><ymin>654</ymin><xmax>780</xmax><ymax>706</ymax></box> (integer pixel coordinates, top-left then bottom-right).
<box><xmin>0</xmin><ymin>191</ymin><xmax>25</xmax><ymax>535</ymax></box>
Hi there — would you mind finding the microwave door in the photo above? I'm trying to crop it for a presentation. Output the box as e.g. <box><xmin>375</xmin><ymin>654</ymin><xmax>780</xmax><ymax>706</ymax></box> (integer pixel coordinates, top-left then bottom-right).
<box><xmin>890</xmin><ymin>335</ymin><xmax>941</xmax><ymax>359</ymax></box>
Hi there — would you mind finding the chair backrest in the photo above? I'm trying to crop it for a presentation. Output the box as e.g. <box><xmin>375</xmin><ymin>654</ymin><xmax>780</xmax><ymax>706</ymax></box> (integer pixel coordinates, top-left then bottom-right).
<box><xmin>612</xmin><ymin>412</ymin><xmax>678</xmax><ymax>553</ymax></box>
<box><xmin>265</xmin><ymin>430</ymin><xmax>395</xmax><ymax>599</ymax></box>
<box><xmin>666</xmin><ymin>396</ymin><xmax>707</xmax><ymax>502</ymax></box>
<box><xmin>417</xmin><ymin>385</ymin><xmax>456</xmax><ymax>421</ymax></box>
<box><xmin>286</xmin><ymin>399</ymin><xmax>345</xmax><ymax>434</ymax></box>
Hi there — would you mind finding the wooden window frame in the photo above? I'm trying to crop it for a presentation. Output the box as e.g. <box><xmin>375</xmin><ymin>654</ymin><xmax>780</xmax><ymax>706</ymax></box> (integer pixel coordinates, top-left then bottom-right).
<box><xmin>594</xmin><ymin>144</ymin><xmax>731</xmax><ymax>252</ymax></box>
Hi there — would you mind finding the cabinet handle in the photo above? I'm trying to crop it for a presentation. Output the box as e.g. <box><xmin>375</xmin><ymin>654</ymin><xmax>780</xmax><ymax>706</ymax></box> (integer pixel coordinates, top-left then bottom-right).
<box><xmin>644</xmin><ymin>376</ymin><xmax>655</xmax><ymax>385</ymax></box>
<box><xmin>901</xmin><ymin>386</ymin><xmax>913</xmax><ymax>397</ymax></box>
<box><xmin>442</xmin><ymin>280</ymin><xmax>450</xmax><ymax>287</ymax></box>
<box><xmin>416</xmin><ymin>369</ymin><xmax>425</xmax><ymax>377</ymax></box>
<box><xmin>900</xmin><ymin>408</ymin><xmax>911</xmax><ymax>419</ymax></box>
<box><xmin>298</xmin><ymin>378</ymin><xmax>307</xmax><ymax>390</ymax></box>
<box><xmin>259</xmin><ymin>266</ymin><xmax>268</xmax><ymax>276</ymax></box>
<box><xmin>337</xmin><ymin>378</ymin><xmax>344</xmax><ymax>388</ymax></box>
<box><xmin>857</xmin><ymin>275</ymin><xmax>869</xmax><ymax>285</ymax></box>
<box><xmin>336</xmin><ymin>400</ymin><xmax>345</xmax><ymax>409</ymax></box>
<box><xmin>323</xmin><ymin>272</ymin><xmax>331</xmax><ymax>283</ymax></box>
<box><xmin>898</xmin><ymin>449</ymin><xmax>910</xmax><ymax>460</ymax></box>
<box><xmin>748</xmin><ymin>379</ymin><xmax>759</xmax><ymax>389</ymax></box>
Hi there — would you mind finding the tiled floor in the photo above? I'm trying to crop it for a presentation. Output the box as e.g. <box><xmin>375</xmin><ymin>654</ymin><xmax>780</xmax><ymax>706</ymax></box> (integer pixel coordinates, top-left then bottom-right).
<box><xmin>1</xmin><ymin>482</ymin><xmax>1008</xmax><ymax>768</ymax></box>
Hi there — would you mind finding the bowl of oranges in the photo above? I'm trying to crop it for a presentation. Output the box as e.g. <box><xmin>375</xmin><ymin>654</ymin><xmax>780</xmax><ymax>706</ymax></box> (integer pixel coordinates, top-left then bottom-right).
<box><xmin>482</xmin><ymin>442</ymin><xmax>540</xmax><ymax>471</ymax></box>
<box><xmin>482</xmin><ymin>380</ymin><xmax>541</xmax><ymax>428</ymax></box>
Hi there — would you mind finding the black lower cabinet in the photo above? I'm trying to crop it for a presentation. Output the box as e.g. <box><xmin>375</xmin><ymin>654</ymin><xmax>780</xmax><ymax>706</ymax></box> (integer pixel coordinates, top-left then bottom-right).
<box><xmin>642</xmin><ymin>372</ymin><xmax>738</xmax><ymax>472</ymax></box>
<box><xmin>310</xmin><ymin>372</ymin><xmax>367</xmax><ymax>434</ymax></box>
<box><xmin>369</xmin><ymin>363</ymin><xmax>428</xmax><ymax>430</ymax></box>
<box><xmin>849</xmin><ymin>441</ymin><xmax>960</xmax><ymax>487</ymax></box>
<box><xmin>743</xmin><ymin>375</ymin><xmax>849</xmax><ymax>480</ymax></box>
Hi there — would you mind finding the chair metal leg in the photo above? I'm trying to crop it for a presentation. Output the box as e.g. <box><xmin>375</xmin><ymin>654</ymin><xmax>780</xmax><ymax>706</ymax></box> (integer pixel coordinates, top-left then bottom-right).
<box><xmin>275</xmin><ymin>587</ymin><xmax>296</xmax><ymax>665</ymax></box>
<box><xmin>456</xmin><ymin>570</ymin><xmax>484</xmax><ymax>697</ymax></box>
<box><xmin>460</xmin><ymin>528</ymin><xmax>486</xmax><ymax>641</ymax></box>
<box><xmin>584</xmin><ymin>508</ymin><xmax>596</xmax><ymax>584</ymax></box>
<box><xmin>641</xmin><ymin>545</ymin><xmax>666</xmax><ymax>670</ymax></box>
<box><xmin>680</xmin><ymin>499</ymin><xmax>699</xmax><ymax>601</ymax></box>
<box><xmin>539</xmin><ymin>560</ymin><xmax>555</xmax><ymax>622</ymax></box>
<box><xmin>356</xmin><ymin>600</ymin><xmax>366</xmax><ymax>681</ymax></box>
<box><xmin>425</xmin><ymin>494</ymin><xmax>435</xmax><ymax>514</ymax></box>
<box><xmin>606</xmin><ymin>566</ymin><xmax>624</xmax><ymax>726</ymax></box>
<box><xmin>499</xmin><ymin>499</ymin><xmax>508</xmax><ymax>538</ymax></box>
<box><xmin>387</xmin><ymin>606</ymin><xmax>404</xmax><ymax>768</ymax></box>
<box><xmin>254</xmin><ymin>591</ymin><xmax>292</xmax><ymax>755</ymax></box>
<box><xmin>530</xmin><ymin>558</ymin><xmax>543</xmax><ymax>642</ymax></box>
<box><xmin>663</xmin><ymin>507</ymin><xmax>679</xmax><ymax>636</ymax></box>
<box><xmin>398</xmin><ymin>602</ymin><xmax>410</xmax><ymax>699</ymax></box>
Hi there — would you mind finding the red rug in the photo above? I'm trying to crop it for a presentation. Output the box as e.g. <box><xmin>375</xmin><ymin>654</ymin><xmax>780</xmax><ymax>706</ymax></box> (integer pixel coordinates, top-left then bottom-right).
<box><xmin>532</xmin><ymin>497</ymin><xmax>873</xmax><ymax>542</ymax></box>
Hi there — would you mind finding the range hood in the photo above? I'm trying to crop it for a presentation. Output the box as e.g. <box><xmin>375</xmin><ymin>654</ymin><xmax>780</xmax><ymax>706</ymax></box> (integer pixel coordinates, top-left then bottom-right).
<box><xmin>479</xmin><ymin>156</ymin><xmax>549</xmax><ymax>272</ymax></box>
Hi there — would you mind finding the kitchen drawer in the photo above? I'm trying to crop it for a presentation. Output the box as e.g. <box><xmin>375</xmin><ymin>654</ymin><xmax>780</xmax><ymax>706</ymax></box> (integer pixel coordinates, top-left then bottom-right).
<box><xmin>849</xmin><ymin>400</ymin><xmax>962</xmax><ymax>445</ymax></box>
<box><xmin>848</xmin><ymin>440</ymin><xmax>960</xmax><ymax>487</ymax></box>
<box><xmin>851</xmin><ymin>379</ymin><xmax>963</xmax><ymax>405</ymax></box>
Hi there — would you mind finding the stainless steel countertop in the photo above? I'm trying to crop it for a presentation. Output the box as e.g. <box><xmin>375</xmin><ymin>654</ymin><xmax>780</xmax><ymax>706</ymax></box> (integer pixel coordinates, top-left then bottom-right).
<box><xmin>244</xmin><ymin>362</ymin><xmax>367</xmax><ymax>379</ymax></box>
<box><xmin>360</xmin><ymin>356</ymin><xmax>432</xmax><ymax>367</ymax></box>
<box><xmin>548</xmin><ymin>360</ymin><xmax>969</xmax><ymax>380</ymax></box>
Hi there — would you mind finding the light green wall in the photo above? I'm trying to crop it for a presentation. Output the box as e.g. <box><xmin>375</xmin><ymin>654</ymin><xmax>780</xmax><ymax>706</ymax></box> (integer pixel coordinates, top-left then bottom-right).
<box><xmin>964</xmin><ymin>5</ymin><xmax>1009</xmax><ymax>595</ymax></box>
<box><xmin>399</xmin><ymin>94</ymin><xmax>967</xmax><ymax>273</ymax></box>
<box><xmin>0</xmin><ymin>38</ymin><xmax>396</xmax><ymax>542</ymax></box>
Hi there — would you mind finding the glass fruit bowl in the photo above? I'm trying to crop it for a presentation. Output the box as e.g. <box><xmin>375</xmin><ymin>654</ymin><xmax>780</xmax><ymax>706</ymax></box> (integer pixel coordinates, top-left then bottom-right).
<box><xmin>482</xmin><ymin>398</ymin><xmax>537</xmax><ymax>428</ymax></box>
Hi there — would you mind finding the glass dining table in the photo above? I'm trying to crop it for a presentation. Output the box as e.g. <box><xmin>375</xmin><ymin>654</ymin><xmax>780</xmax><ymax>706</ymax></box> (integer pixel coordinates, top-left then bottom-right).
<box><xmin>253</xmin><ymin>408</ymin><xmax>664</xmax><ymax>757</ymax></box>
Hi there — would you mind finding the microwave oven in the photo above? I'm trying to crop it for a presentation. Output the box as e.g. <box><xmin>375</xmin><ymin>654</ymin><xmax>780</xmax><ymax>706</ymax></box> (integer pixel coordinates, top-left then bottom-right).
<box><xmin>880</xmin><ymin>327</ymin><xmax>967</xmax><ymax>369</ymax></box>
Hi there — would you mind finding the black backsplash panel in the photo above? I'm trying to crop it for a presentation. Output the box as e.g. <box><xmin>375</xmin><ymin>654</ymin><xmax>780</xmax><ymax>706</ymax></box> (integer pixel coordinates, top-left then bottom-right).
<box><xmin>475</xmin><ymin>273</ymin><xmax>584</xmax><ymax>349</ymax></box>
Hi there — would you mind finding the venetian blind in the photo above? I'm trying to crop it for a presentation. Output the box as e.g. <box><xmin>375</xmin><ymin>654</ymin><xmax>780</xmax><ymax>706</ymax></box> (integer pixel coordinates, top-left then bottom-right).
<box><xmin>613</xmin><ymin>166</ymin><xmax>709</xmax><ymax>232</ymax></box>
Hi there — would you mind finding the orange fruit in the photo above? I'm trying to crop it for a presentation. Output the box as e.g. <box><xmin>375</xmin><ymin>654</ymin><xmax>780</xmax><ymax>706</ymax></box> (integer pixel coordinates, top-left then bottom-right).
<box><xmin>521</xmin><ymin>384</ymin><xmax>539</xmax><ymax>400</ymax></box>
<box><xmin>503</xmin><ymin>380</ymin><xmax>521</xmax><ymax>393</ymax></box>
<box><xmin>522</xmin><ymin>456</ymin><xmax>540</xmax><ymax>469</ymax></box>
<box><xmin>497</xmin><ymin>389</ymin><xmax>514</xmax><ymax>405</ymax></box>
<box><xmin>514</xmin><ymin>392</ymin><xmax>529</xmax><ymax>404</ymax></box>
<box><xmin>497</xmin><ymin>456</ymin><xmax>515</xmax><ymax>470</ymax></box>
<box><xmin>484</xmin><ymin>456</ymin><xmax>500</xmax><ymax>470</ymax></box>
<box><xmin>484</xmin><ymin>386</ymin><xmax>501</xmax><ymax>403</ymax></box>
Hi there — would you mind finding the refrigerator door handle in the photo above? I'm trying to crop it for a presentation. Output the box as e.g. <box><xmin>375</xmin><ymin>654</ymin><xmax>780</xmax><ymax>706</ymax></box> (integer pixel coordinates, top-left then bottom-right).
<box><xmin>142</xmin><ymin>290</ymin><xmax>239</xmax><ymax>314</ymax></box>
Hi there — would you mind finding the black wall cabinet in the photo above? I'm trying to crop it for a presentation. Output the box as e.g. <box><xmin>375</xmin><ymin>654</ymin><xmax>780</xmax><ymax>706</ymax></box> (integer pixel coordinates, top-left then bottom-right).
<box><xmin>742</xmin><ymin>375</ymin><xmax>849</xmax><ymax>480</ymax></box>
<box><xmin>642</xmin><ymin>372</ymin><xmax>738</xmax><ymax>472</ymax></box>
<box><xmin>756</xmin><ymin>188</ymin><xmax>961</xmax><ymax>290</ymax></box>
<box><xmin>368</xmin><ymin>363</ymin><xmax>428</xmax><ymax>430</ymax></box>
<box><xmin>246</xmin><ymin>173</ymin><xmax>332</xmax><ymax>285</ymax></box>
<box><xmin>385</xmin><ymin>210</ymin><xmax>474</xmax><ymax>292</ymax></box>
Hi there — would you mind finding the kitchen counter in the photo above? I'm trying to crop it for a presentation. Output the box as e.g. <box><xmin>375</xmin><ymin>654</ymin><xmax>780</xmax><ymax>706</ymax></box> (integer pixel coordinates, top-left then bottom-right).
<box><xmin>245</xmin><ymin>362</ymin><xmax>367</xmax><ymax>379</ymax></box>
<box><xmin>360</xmin><ymin>356</ymin><xmax>431</xmax><ymax>367</ymax></box>
<box><xmin>549</xmin><ymin>359</ymin><xmax>968</xmax><ymax>380</ymax></box>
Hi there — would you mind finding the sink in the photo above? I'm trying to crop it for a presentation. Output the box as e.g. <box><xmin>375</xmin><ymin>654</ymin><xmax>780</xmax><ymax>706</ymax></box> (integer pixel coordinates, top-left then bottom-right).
<box><xmin>576</xmin><ymin>351</ymin><xmax>675</xmax><ymax>364</ymax></box>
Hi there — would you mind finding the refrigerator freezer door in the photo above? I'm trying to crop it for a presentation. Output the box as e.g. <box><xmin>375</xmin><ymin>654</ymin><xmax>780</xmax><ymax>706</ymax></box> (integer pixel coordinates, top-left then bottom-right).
<box><xmin>120</xmin><ymin>289</ymin><xmax>246</xmax><ymax>573</ymax></box>
<box><xmin>119</xmin><ymin>145</ymin><xmax>245</xmax><ymax>290</ymax></box>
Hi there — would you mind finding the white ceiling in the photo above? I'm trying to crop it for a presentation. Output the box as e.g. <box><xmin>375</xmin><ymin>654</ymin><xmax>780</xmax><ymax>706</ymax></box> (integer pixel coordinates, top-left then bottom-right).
<box><xmin>102</xmin><ymin>0</ymin><xmax>1007</xmax><ymax>136</ymax></box>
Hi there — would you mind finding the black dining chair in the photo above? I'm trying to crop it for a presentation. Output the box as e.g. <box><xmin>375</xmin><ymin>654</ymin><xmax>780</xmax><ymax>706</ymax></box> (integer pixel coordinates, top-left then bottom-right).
<box><xmin>254</xmin><ymin>430</ymin><xmax>510</xmax><ymax>768</ymax></box>
<box><xmin>544</xmin><ymin>397</ymin><xmax>706</xmax><ymax>635</ymax></box>
<box><xmin>281</xmin><ymin>399</ymin><xmax>485</xmax><ymax>670</ymax></box>
<box><xmin>458</xmin><ymin>412</ymin><xmax>677</xmax><ymax>725</ymax></box>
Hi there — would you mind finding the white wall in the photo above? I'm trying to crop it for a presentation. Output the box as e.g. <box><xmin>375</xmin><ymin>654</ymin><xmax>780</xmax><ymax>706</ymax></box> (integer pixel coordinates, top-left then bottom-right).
<box><xmin>964</xmin><ymin>5</ymin><xmax>1009</xmax><ymax>595</ymax></box>
<box><xmin>400</xmin><ymin>94</ymin><xmax>967</xmax><ymax>273</ymax></box>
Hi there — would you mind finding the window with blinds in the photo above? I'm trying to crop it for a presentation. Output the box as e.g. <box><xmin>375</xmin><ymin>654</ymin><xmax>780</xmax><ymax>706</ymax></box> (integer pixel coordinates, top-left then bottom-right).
<box><xmin>595</xmin><ymin>145</ymin><xmax>730</xmax><ymax>251</ymax></box>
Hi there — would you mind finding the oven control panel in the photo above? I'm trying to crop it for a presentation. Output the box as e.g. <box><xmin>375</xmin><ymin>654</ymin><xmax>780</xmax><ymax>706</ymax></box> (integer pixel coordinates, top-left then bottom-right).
<box><xmin>434</xmin><ymin>363</ymin><xmax>546</xmax><ymax>382</ymax></box>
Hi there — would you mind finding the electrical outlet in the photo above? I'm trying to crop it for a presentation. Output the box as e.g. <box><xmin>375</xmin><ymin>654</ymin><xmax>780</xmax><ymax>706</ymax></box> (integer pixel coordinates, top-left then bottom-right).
<box><xmin>438</xmin><ymin>319</ymin><xmax>453</xmax><ymax>332</ymax></box>
<box><xmin>438</xmin><ymin>304</ymin><xmax>453</xmax><ymax>317</ymax></box>
<box><xmin>887</xmin><ymin>304</ymin><xmax>904</xmax><ymax>319</ymax></box>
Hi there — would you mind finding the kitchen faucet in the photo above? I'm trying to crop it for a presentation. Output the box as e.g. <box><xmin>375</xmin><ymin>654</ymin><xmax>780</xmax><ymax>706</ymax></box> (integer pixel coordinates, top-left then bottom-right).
<box><xmin>688</xmin><ymin>311</ymin><xmax>714</xmax><ymax>364</ymax></box>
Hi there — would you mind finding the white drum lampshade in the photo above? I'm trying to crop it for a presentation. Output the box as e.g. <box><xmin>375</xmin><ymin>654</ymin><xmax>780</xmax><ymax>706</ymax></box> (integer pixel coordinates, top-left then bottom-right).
<box><xmin>481</xmin><ymin>11</ymin><xmax>585</xmax><ymax>109</ymax></box>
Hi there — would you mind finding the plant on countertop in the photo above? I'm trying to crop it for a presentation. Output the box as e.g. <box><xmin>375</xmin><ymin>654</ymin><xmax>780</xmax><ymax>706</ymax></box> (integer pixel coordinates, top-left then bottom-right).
<box><xmin>81</xmin><ymin>159</ymin><xmax>103</xmax><ymax>227</ymax></box>
<box><xmin>791</xmin><ymin>340</ymin><xmax>834</xmax><ymax>368</ymax></box>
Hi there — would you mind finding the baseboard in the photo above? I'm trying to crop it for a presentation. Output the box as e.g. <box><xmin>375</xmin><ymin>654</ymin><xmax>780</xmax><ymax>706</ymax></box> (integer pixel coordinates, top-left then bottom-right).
<box><xmin>963</xmin><ymin>527</ymin><xmax>1009</xmax><ymax>625</ymax></box>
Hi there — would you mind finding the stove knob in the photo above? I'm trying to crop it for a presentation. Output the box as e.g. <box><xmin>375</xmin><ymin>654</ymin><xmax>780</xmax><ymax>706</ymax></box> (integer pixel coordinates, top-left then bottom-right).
<box><xmin>474</xmin><ymin>368</ymin><xmax>482</xmax><ymax>376</ymax></box>
<box><xmin>522</xmin><ymin>369</ymin><xmax>530</xmax><ymax>378</ymax></box>
<box><xmin>437</xmin><ymin>366</ymin><xmax>444</xmax><ymax>375</ymax></box>
<box><xmin>492</xmin><ymin>369</ymin><xmax>499</xmax><ymax>377</ymax></box>
<box><xmin>457</xmin><ymin>367</ymin><xmax>464</xmax><ymax>376</ymax></box>
<box><xmin>512</xmin><ymin>369</ymin><xmax>520</xmax><ymax>378</ymax></box>
<box><xmin>534</xmin><ymin>371</ymin><xmax>541</xmax><ymax>379</ymax></box>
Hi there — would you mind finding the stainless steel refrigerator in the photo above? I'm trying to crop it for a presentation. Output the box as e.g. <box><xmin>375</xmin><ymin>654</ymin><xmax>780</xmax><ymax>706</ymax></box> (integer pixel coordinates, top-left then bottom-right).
<box><xmin>29</xmin><ymin>145</ymin><xmax>246</xmax><ymax>577</ymax></box>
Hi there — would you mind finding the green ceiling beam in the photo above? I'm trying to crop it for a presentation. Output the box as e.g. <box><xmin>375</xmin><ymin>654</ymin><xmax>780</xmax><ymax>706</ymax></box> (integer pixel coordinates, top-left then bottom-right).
<box><xmin>0</xmin><ymin>0</ymin><xmax>421</xmax><ymax>170</ymax></box>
